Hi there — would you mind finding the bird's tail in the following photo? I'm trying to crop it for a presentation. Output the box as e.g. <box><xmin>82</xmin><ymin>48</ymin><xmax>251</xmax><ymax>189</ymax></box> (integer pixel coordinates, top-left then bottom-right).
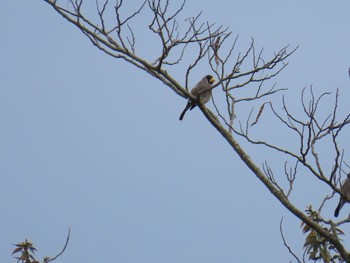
<box><xmin>179</xmin><ymin>102</ymin><xmax>192</xmax><ymax>121</ymax></box>
<box><xmin>334</xmin><ymin>199</ymin><xmax>343</xmax><ymax>217</ymax></box>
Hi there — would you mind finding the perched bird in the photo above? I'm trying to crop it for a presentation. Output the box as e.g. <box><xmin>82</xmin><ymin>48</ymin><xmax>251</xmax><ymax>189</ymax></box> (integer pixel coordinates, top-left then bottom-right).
<box><xmin>334</xmin><ymin>173</ymin><xmax>350</xmax><ymax>217</ymax></box>
<box><xmin>179</xmin><ymin>75</ymin><xmax>215</xmax><ymax>121</ymax></box>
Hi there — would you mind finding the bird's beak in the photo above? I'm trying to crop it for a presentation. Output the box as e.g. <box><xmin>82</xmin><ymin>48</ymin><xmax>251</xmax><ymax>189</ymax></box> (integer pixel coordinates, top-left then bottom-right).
<box><xmin>209</xmin><ymin>77</ymin><xmax>215</xmax><ymax>84</ymax></box>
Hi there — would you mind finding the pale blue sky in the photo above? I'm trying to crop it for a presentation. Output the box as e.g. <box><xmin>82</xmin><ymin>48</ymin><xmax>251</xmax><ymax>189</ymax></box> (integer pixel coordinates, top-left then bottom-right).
<box><xmin>2</xmin><ymin>1</ymin><xmax>350</xmax><ymax>262</ymax></box>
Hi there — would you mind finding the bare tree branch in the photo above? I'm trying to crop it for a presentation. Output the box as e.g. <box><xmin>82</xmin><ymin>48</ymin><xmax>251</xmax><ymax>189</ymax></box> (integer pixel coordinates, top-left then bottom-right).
<box><xmin>45</xmin><ymin>228</ymin><xmax>71</xmax><ymax>263</ymax></box>
<box><xmin>42</xmin><ymin>0</ymin><xmax>350</xmax><ymax>261</ymax></box>
<box><xmin>280</xmin><ymin>217</ymin><xmax>302</xmax><ymax>263</ymax></box>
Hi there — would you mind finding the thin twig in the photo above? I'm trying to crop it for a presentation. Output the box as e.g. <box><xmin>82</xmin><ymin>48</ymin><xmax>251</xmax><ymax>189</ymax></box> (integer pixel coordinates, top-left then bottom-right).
<box><xmin>45</xmin><ymin>228</ymin><xmax>71</xmax><ymax>263</ymax></box>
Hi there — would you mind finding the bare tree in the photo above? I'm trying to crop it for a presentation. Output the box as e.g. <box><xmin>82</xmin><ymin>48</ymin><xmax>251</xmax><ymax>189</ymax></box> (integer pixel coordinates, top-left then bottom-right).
<box><xmin>42</xmin><ymin>0</ymin><xmax>350</xmax><ymax>261</ymax></box>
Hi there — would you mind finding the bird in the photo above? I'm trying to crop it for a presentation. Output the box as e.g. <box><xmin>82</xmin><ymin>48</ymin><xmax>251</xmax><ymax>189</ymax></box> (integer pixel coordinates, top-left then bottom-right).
<box><xmin>334</xmin><ymin>173</ymin><xmax>350</xmax><ymax>217</ymax></box>
<box><xmin>179</xmin><ymin>75</ymin><xmax>215</xmax><ymax>121</ymax></box>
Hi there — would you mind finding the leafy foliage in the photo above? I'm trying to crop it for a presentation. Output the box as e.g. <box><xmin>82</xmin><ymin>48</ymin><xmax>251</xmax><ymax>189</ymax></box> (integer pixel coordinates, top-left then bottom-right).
<box><xmin>12</xmin><ymin>240</ymin><xmax>40</xmax><ymax>263</ymax></box>
<box><xmin>12</xmin><ymin>229</ymin><xmax>70</xmax><ymax>263</ymax></box>
<box><xmin>303</xmin><ymin>207</ymin><xmax>344</xmax><ymax>263</ymax></box>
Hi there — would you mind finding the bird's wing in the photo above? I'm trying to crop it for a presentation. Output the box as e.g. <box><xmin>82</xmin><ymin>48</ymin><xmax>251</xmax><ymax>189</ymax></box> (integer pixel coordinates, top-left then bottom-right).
<box><xmin>342</xmin><ymin>179</ymin><xmax>350</xmax><ymax>200</ymax></box>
